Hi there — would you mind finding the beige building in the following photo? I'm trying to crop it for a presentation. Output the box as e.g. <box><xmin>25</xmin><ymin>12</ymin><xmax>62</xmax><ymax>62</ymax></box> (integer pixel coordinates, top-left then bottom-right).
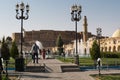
<box><xmin>100</xmin><ymin>29</ymin><xmax>120</xmax><ymax>52</ymax></box>
<box><xmin>63</xmin><ymin>16</ymin><xmax>120</xmax><ymax>57</ymax></box>
<box><xmin>63</xmin><ymin>16</ymin><xmax>96</xmax><ymax>57</ymax></box>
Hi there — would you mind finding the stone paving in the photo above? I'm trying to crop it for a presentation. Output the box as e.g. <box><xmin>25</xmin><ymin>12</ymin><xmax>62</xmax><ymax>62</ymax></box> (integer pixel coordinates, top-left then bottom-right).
<box><xmin>9</xmin><ymin>59</ymin><xmax>120</xmax><ymax>80</ymax></box>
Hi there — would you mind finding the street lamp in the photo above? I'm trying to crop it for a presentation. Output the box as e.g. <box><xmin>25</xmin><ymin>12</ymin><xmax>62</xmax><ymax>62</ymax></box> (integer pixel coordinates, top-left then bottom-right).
<box><xmin>16</xmin><ymin>2</ymin><xmax>29</xmax><ymax>57</ymax></box>
<box><xmin>96</xmin><ymin>27</ymin><xmax>102</xmax><ymax>76</ymax></box>
<box><xmin>71</xmin><ymin>4</ymin><xmax>82</xmax><ymax>65</ymax></box>
<box><xmin>97</xmin><ymin>28</ymin><xmax>102</xmax><ymax>38</ymax></box>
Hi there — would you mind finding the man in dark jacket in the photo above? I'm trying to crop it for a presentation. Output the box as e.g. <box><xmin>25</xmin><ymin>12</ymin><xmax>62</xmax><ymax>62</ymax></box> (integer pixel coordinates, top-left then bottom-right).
<box><xmin>31</xmin><ymin>43</ymin><xmax>40</xmax><ymax>63</ymax></box>
<box><xmin>0</xmin><ymin>49</ymin><xmax>3</xmax><ymax>79</ymax></box>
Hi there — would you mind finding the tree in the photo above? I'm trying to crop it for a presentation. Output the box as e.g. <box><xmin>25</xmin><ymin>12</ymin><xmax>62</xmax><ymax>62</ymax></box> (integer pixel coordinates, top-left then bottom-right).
<box><xmin>1</xmin><ymin>37</ymin><xmax>10</xmax><ymax>78</ymax></box>
<box><xmin>56</xmin><ymin>34</ymin><xmax>64</xmax><ymax>55</ymax></box>
<box><xmin>6</xmin><ymin>36</ymin><xmax>12</xmax><ymax>45</ymax></box>
<box><xmin>10</xmin><ymin>41</ymin><xmax>19</xmax><ymax>59</ymax></box>
<box><xmin>1</xmin><ymin>37</ymin><xmax>10</xmax><ymax>60</ymax></box>
<box><xmin>56</xmin><ymin>34</ymin><xmax>63</xmax><ymax>47</ymax></box>
<box><xmin>6</xmin><ymin>36</ymin><xmax>12</xmax><ymax>42</ymax></box>
<box><xmin>90</xmin><ymin>40</ymin><xmax>100</xmax><ymax>68</ymax></box>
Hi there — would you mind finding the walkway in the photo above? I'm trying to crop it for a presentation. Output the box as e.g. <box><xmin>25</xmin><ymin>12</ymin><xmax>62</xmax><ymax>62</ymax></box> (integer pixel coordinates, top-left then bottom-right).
<box><xmin>9</xmin><ymin>59</ymin><xmax>120</xmax><ymax>80</ymax></box>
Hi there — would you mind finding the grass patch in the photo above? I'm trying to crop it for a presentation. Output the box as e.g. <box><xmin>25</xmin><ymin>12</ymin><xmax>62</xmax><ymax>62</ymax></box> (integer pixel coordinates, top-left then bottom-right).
<box><xmin>2</xmin><ymin>57</ymin><xmax>15</xmax><ymax>68</ymax></box>
<box><xmin>57</xmin><ymin>56</ymin><xmax>74</xmax><ymax>63</ymax></box>
<box><xmin>2</xmin><ymin>74</ymin><xmax>18</xmax><ymax>80</ymax></box>
<box><xmin>3</xmin><ymin>57</ymin><xmax>32</xmax><ymax>69</ymax></box>
<box><xmin>91</xmin><ymin>74</ymin><xmax>120</xmax><ymax>80</ymax></box>
<box><xmin>101</xmin><ymin>58</ymin><xmax>120</xmax><ymax>66</ymax></box>
<box><xmin>57</xmin><ymin>56</ymin><xmax>120</xmax><ymax>66</ymax></box>
<box><xmin>79</xmin><ymin>57</ymin><xmax>94</xmax><ymax>66</ymax></box>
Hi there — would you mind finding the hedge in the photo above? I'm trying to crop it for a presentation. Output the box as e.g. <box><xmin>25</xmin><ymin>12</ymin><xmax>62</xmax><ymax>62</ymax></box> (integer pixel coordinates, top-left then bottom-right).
<box><xmin>101</xmin><ymin>52</ymin><xmax>120</xmax><ymax>58</ymax></box>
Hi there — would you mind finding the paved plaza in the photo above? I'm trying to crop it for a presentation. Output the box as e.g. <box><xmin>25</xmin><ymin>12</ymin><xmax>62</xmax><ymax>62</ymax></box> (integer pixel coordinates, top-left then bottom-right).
<box><xmin>9</xmin><ymin>59</ymin><xmax>120</xmax><ymax>80</ymax></box>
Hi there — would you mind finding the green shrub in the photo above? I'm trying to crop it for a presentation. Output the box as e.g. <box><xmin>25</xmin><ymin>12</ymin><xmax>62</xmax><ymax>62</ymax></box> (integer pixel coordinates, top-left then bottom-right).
<box><xmin>2</xmin><ymin>75</ymin><xmax>10</xmax><ymax>80</ymax></box>
<box><xmin>101</xmin><ymin>52</ymin><xmax>120</xmax><ymax>58</ymax></box>
<box><xmin>10</xmin><ymin>41</ymin><xmax>19</xmax><ymax>59</ymax></box>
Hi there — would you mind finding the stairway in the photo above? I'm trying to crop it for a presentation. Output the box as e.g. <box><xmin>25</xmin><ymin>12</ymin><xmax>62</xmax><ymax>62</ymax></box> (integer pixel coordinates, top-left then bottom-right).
<box><xmin>25</xmin><ymin>59</ymin><xmax>80</xmax><ymax>73</ymax></box>
<box><xmin>61</xmin><ymin>65</ymin><xmax>80</xmax><ymax>72</ymax></box>
<box><xmin>25</xmin><ymin>63</ymin><xmax>45</xmax><ymax>72</ymax></box>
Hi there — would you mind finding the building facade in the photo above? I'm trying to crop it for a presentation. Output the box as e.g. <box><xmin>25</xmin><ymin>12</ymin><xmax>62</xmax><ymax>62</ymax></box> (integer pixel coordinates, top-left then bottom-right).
<box><xmin>12</xmin><ymin>30</ymin><xmax>83</xmax><ymax>52</ymax></box>
<box><xmin>12</xmin><ymin>15</ymin><xmax>120</xmax><ymax>57</ymax></box>
<box><xmin>12</xmin><ymin>16</ymin><xmax>95</xmax><ymax>54</ymax></box>
<box><xmin>100</xmin><ymin>29</ymin><xmax>120</xmax><ymax>52</ymax></box>
<box><xmin>62</xmin><ymin>16</ymin><xmax>120</xmax><ymax>57</ymax></box>
<box><xmin>63</xmin><ymin>16</ymin><xmax>96</xmax><ymax>57</ymax></box>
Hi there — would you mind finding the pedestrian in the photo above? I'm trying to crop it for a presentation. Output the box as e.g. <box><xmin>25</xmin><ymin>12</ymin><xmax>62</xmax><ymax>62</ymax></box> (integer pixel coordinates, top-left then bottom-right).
<box><xmin>0</xmin><ymin>57</ymin><xmax>3</xmax><ymax>80</ymax></box>
<box><xmin>42</xmin><ymin>49</ymin><xmax>46</xmax><ymax>59</ymax></box>
<box><xmin>31</xmin><ymin>42</ymin><xmax>40</xmax><ymax>63</ymax></box>
<box><xmin>0</xmin><ymin>49</ymin><xmax>3</xmax><ymax>79</ymax></box>
<box><xmin>47</xmin><ymin>49</ymin><xmax>50</xmax><ymax>58</ymax></box>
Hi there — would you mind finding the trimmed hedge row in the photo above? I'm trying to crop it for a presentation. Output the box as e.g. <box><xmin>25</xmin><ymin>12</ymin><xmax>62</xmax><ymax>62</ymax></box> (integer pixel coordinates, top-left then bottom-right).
<box><xmin>101</xmin><ymin>52</ymin><xmax>120</xmax><ymax>58</ymax></box>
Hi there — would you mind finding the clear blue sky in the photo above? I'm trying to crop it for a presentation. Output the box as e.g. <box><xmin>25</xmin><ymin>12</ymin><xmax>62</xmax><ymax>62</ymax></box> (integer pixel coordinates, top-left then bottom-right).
<box><xmin>0</xmin><ymin>0</ymin><xmax>120</xmax><ymax>39</ymax></box>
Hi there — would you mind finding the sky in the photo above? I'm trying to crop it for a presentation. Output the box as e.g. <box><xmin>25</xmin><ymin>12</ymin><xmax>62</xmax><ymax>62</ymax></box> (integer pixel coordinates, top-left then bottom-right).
<box><xmin>0</xmin><ymin>0</ymin><xmax>120</xmax><ymax>39</ymax></box>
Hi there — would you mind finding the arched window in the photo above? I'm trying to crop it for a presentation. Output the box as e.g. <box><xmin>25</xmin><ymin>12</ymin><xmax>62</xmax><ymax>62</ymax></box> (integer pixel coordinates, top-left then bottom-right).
<box><xmin>113</xmin><ymin>40</ymin><xmax>116</xmax><ymax>44</ymax></box>
<box><xmin>117</xmin><ymin>46</ymin><xmax>120</xmax><ymax>52</ymax></box>
<box><xmin>113</xmin><ymin>46</ymin><xmax>116</xmax><ymax>52</ymax></box>
<box><xmin>109</xmin><ymin>46</ymin><xmax>111</xmax><ymax>52</ymax></box>
<box><xmin>101</xmin><ymin>47</ymin><xmax>103</xmax><ymax>52</ymax></box>
<box><xmin>84</xmin><ymin>48</ymin><xmax>86</xmax><ymax>55</ymax></box>
<box><xmin>105</xmin><ymin>47</ymin><xmax>107</xmax><ymax>52</ymax></box>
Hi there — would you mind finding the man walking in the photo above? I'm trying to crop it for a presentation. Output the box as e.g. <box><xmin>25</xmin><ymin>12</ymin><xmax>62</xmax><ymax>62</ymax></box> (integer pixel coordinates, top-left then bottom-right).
<box><xmin>31</xmin><ymin>42</ymin><xmax>40</xmax><ymax>63</ymax></box>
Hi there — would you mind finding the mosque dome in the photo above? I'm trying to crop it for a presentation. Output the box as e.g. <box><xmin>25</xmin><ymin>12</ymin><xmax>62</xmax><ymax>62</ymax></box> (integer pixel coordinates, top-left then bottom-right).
<box><xmin>112</xmin><ymin>29</ymin><xmax>120</xmax><ymax>37</ymax></box>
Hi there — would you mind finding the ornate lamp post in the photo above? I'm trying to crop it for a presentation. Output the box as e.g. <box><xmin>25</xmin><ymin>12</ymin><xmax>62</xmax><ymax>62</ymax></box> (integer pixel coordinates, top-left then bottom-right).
<box><xmin>96</xmin><ymin>27</ymin><xmax>102</xmax><ymax>76</ymax></box>
<box><xmin>97</xmin><ymin>28</ymin><xmax>102</xmax><ymax>38</ymax></box>
<box><xmin>16</xmin><ymin>2</ymin><xmax>29</xmax><ymax>57</ymax></box>
<box><xmin>71</xmin><ymin>4</ymin><xmax>82</xmax><ymax>65</ymax></box>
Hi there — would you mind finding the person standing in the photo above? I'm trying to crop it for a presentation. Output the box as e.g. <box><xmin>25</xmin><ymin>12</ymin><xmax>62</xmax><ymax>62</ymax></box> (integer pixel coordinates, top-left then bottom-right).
<box><xmin>31</xmin><ymin>43</ymin><xmax>40</xmax><ymax>63</ymax></box>
<box><xmin>42</xmin><ymin>49</ymin><xmax>46</xmax><ymax>59</ymax></box>
<box><xmin>47</xmin><ymin>49</ymin><xmax>50</xmax><ymax>58</ymax></box>
<box><xmin>0</xmin><ymin>48</ymin><xmax>3</xmax><ymax>79</ymax></box>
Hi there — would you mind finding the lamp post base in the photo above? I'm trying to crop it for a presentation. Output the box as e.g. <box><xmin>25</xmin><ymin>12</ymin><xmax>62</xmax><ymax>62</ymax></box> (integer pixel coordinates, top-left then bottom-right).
<box><xmin>74</xmin><ymin>55</ymin><xmax>79</xmax><ymax>65</ymax></box>
<box><xmin>15</xmin><ymin>57</ymin><xmax>25</xmax><ymax>71</ymax></box>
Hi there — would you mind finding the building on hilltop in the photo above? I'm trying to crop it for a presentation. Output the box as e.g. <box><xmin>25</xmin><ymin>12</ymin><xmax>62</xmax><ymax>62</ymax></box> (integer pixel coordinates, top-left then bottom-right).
<box><xmin>12</xmin><ymin>16</ymin><xmax>95</xmax><ymax>55</ymax></box>
<box><xmin>3</xmin><ymin>14</ymin><xmax>120</xmax><ymax>57</ymax></box>
<box><xmin>12</xmin><ymin>30</ymin><xmax>85</xmax><ymax>52</ymax></box>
